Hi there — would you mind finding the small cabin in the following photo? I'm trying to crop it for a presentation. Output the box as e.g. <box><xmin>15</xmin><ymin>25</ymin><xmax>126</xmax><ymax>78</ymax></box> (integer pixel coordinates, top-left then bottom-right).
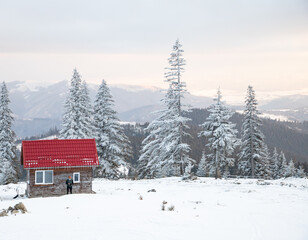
<box><xmin>21</xmin><ymin>139</ymin><xmax>99</xmax><ymax>198</ymax></box>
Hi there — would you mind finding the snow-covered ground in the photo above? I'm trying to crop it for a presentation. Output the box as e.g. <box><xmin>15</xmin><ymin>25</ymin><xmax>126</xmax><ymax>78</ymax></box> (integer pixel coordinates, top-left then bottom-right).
<box><xmin>1</xmin><ymin>177</ymin><xmax>308</xmax><ymax>240</ymax></box>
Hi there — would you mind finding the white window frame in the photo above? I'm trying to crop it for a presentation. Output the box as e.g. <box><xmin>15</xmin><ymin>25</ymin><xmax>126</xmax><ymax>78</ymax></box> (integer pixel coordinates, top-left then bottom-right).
<box><xmin>35</xmin><ymin>170</ymin><xmax>53</xmax><ymax>185</ymax></box>
<box><xmin>73</xmin><ymin>172</ymin><xmax>80</xmax><ymax>183</ymax></box>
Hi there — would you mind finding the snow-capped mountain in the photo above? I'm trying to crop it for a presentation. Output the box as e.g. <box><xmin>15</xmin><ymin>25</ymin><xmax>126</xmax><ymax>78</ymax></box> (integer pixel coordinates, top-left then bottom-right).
<box><xmin>8</xmin><ymin>81</ymin><xmax>213</xmax><ymax>120</ymax></box>
<box><xmin>6</xmin><ymin>80</ymin><xmax>308</xmax><ymax>137</ymax></box>
<box><xmin>7</xmin><ymin>81</ymin><xmax>68</xmax><ymax>119</ymax></box>
<box><xmin>7</xmin><ymin>81</ymin><xmax>212</xmax><ymax>137</ymax></box>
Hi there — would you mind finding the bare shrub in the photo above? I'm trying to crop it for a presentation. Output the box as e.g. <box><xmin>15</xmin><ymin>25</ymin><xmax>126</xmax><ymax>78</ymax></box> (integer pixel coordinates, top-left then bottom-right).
<box><xmin>161</xmin><ymin>204</ymin><xmax>165</xmax><ymax>211</ymax></box>
<box><xmin>161</xmin><ymin>200</ymin><xmax>167</xmax><ymax>211</ymax></box>
<box><xmin>168</xmin><ymin>205</ymin><xmax>175</xmax><ymax>211</ymax></box>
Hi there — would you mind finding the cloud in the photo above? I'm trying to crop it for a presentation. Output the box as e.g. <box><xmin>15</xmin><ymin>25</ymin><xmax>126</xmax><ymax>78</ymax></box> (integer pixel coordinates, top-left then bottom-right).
<box><xmin>0</xmin><ymin>0</ymin><xmax>307</xmax><ymax>95</ymax></box>
<box><xmin>0</xmin><ymin>0</ymin><xmax>307</xmax><ymax>53</ymax></box>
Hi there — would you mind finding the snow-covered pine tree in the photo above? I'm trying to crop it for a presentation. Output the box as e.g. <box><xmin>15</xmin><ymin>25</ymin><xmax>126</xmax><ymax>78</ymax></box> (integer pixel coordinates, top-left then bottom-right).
<box><xmin>196</xmin><ymin>151</ymin><xmax>207</xmax><ymax>177</ymax></box>
<box><xmin>278</xmin><ymin>151</ymin><xmax>288</xmax><ymax>178</ymax></box>
<box><xmin>59</xmin><ymin>69</ymin><xmax>94</xmax><ymax>139</ymax></box>
<box><xmin>238</xmin><ymin>86</ymin><xmax>268</xmax><ymax>178</ymax></box>
<box><xmin>137</xmin><ymin>41</ymin><xmax>193</xmax><ymax>178</ymax></box>
<box><xmin>137</xmin><ymin>116</ymin><xmax>166</xmax><ymax>179</ymax></box>
<box><xmin>161</xmin><ymin>39</ymin><xmax>192</xmax><ymax>176</ymax></box>
<box><xmin>0</xmin><ymin>82</ymin><xmax>18</xmax><ymax>184</ymax></box>
<box><xmin>94</xmin><ymin>80</ymin><xmax>132</xmax><ymax>179</ymax></box>
<box><xmin>270</xmin><ymin>147</ymin><xmax>280</xmax><ymax>179</ymax></box>
<box><xmin>199</xmin><ymin>88</ymin><xmax>238</xmax><ymax>179</ymax></box>
<box><xmin>258</xmin><ymin>144</ymin><xmax>271</xmax><ymax>179</ymax></box>
<box><xmin>137</xmin><ymin>86</ymin><xmax>178</xmax><ymax>178</ymax></box>
<box><xmin>78</xmin><ymin>81</ymin><xmax>95</xmax><ymax>138</ymax></box>
<box><xmin>296</xmin><ymin>165</ymin><xmax>306</xmax><ymax>178</ymax></box>
<box><xmin>285</xmin><ymin>159</ymin><xmax>296</xmax><ymax>177</ymax></box>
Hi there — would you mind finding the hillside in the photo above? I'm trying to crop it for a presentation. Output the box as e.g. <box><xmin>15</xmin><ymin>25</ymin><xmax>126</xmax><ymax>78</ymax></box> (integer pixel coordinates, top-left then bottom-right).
<box><xmin>122</xmin><ymin>109</ymin><xmax>308</xmax><ymax>174</ymax></box>
<box><xmin>185</xmin><ymin>109</ymin><xmax>308</xmax><ymax>165</ymax></box>
<box><xmin>18</xmin><ymin>108</ymin><xmax>308</xmax><ymax>173</ymax></box>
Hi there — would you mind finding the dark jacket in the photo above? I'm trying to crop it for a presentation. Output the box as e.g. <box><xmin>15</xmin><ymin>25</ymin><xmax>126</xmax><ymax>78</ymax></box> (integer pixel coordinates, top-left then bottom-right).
<box><xmin>66</xmin><ymin>179</ymin><xmax>74</xmax><ymax>187</ymax></box>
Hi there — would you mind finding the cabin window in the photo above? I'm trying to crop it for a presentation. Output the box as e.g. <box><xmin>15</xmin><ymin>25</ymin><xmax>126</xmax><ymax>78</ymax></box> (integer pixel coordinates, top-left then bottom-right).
<box><xmin>35</xmin><ymin>170</ymin><xmax>53</xmax><ymax>184</ymax></box>
<box><xmin>73</xmin><ymin>172</ymin><xmax>80</xmax><ymax>183</ymax></box>
<box><xmin>36</xmin><ymin>171</ymin><xmax>43</xmax><ymax>184</ymax></box>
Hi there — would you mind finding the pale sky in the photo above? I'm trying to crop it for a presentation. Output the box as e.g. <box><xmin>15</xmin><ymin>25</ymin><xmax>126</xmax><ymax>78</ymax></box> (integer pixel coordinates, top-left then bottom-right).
<box><xmin>0</xmin><ymin>0</ymin><xmax>307</xmax><ymax>102</ymax></box>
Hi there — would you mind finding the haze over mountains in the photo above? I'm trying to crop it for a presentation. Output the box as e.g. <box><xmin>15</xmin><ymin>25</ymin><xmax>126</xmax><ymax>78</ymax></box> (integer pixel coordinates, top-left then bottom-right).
<box><xmin>6</xmin><ymin>80</ymin><xmax>308</xmax><ymax>138</ymax></box>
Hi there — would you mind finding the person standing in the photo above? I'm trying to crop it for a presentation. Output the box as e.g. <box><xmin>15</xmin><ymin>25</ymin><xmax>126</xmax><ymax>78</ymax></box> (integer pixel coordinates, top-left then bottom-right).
<box><xmin>66</xmin><ymin>176</ymin><xmax>74</xmax><ymax>194</ymax></box>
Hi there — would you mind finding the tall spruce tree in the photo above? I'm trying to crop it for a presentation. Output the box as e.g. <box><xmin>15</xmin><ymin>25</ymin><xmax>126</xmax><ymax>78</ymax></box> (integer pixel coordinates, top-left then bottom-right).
<box><xmin>137</xmin><ymin>39</ymin><xmax>192</xmax><ymax>178</ymax></box>
<box><xmin>137</xmin><ymin>86</ymin><xmax>177</xmax><ymax>178</ymax></box>
<box><xmin>238</xmin><ymin>86</ymin><xmax>268</xmax><ymax>178</ymax></box>
<box><xmin>94</xmin><ymin>80</ymin><xmax>132</xmax><ymax>179</ymax></box>
<box><xmin>0</xmin><ymin>82</ymin><xmax>18</xmax><ymax>184</ymax></box>
<box><xmin>162</xmin><ymin>39</ymin><xmax>192</xmax><ymax>175</ymax></box>
<box><xmin>79</xmin><ymin>81</ymin><xmax>95</xmax><ymax>138</ymax></box>
<box><xmin>199</xmin><ymin>88</ymin><xmax>238</xmax><ymax>178</ymax></box>
<box><xmin>59</xmin><ymin>69</ymin><xmax>94</xmax><ymax>139</ymax></box>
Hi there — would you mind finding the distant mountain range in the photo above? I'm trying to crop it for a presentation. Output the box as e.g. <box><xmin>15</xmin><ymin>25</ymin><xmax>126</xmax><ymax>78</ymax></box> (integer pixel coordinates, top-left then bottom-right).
<box><xmin>259</xmin><ymin>95</ymin><xmax>308</xmax><ymax>122</ymax></box>
<box><xmin>7</xmin><ymin>81</ymin><xmax>213</xmax><ymax>120</ymax></box>
<box><xmin>260</xmin><ymin>95</ymin><xmax>308</xmax><ymax>110</ymax></box>
<box><xmin>5</xmin><ymin>81</ymin><xmax>308</xmax><ymax>137</ymax></box>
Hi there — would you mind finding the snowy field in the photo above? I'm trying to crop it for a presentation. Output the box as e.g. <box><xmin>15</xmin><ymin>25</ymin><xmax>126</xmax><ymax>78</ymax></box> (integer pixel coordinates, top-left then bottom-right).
<box><xmin>1</xmin><ymin>177</ymin><xmax>308</xmax><ymax>240</ymax></box>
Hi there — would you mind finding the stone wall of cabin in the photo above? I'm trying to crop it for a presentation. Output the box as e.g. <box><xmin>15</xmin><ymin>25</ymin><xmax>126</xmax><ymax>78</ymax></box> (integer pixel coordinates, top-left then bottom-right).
<box><xmin>28</xmin><ymin>167</ymin><xmax>93</xmax><ymax>198</ymax></box>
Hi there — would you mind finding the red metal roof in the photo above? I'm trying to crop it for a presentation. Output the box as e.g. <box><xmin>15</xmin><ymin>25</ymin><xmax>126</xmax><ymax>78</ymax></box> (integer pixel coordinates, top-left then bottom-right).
<box><xmin>21</xmin><ymin>139</ymin><xmax>99</xmax><ymax>169</ymax></box>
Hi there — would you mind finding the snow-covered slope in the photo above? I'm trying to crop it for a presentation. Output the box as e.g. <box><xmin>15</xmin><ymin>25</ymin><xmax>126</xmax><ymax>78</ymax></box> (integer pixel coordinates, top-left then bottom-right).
<box><xmin>1</xmin><ymin>177</ymin><xmax>308</xmax><ymax>240</ymax></box>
